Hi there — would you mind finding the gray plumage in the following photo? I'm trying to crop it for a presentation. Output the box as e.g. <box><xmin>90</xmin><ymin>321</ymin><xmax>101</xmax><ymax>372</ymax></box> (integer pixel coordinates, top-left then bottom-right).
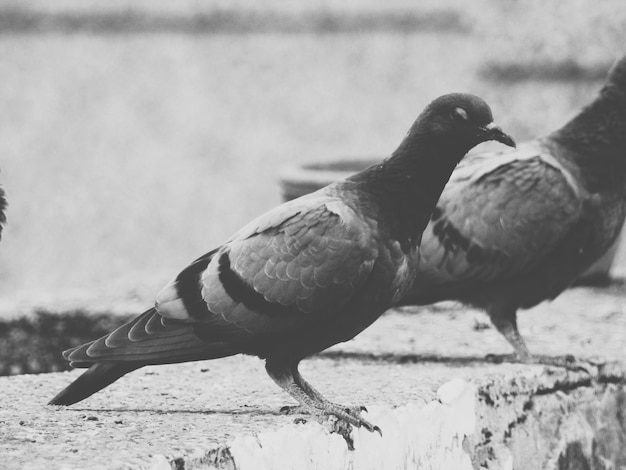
<box><xmin>49</xmin><ymin>93</ymin><xmax>514</xmax><ymax>432</ymax></box>
<box><xmin>400</xmin><ymin>57</ymin><xmax>626</xmax><ymax>361</ymax></box>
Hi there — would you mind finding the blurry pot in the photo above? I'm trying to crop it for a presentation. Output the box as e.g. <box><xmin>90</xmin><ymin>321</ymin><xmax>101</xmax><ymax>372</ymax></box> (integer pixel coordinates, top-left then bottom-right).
<box><xmin>280</xmin><ymin>158</ymin><xmax>378</xmax><ymax>202</ymax></box>
<box><xmin>279</xmin><ymin>158</ymin><xmax>623</xmax><ymax>284</ymax></box>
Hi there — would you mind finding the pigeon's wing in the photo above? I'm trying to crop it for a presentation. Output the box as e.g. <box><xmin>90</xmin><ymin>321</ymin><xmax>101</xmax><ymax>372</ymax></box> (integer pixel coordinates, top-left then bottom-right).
<box><xmin>415</xmin><ymin>143</ymin><xmax>584</xmax><ymax>289</ymax></box>
<box><xmin>197</xmin><ymin>193</ymin><xmax>379</xmax><ymax>338</ymax></box>
<box><xmin>218</xmin><ymin>195</ymin><xmax>380</xmax><ymax>316</ymax></box>
<box><xmin>68</xmin><ymin>191</ymin><xmax>379</xmax><ymax>363</ymax></box>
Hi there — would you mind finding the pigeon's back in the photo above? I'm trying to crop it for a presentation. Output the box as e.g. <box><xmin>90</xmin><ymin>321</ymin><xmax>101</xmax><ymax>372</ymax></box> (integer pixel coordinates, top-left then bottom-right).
<box><xmin>410</xmin><ymin>142</ymin><xmax>585</xmax><ymax>302</ymax></box>
<box><xmin>404</xmin><ymin>56</ymin><xmax>626</xmax><ymax>309</ymax></box>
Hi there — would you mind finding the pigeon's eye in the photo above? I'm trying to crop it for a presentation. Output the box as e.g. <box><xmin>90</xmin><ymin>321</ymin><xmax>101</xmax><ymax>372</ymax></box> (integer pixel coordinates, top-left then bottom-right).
<box><xmin>451</xmin><ymin>107</ymin><xmax>468</xmax><ymax>122</ymax></box>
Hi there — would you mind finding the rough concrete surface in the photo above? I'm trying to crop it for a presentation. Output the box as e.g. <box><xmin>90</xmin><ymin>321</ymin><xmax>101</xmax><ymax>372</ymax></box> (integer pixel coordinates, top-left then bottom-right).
<box><xmin>0</xmin><ymin>282</ymin><xmax>625</xmax><ymax>469</ymax></box>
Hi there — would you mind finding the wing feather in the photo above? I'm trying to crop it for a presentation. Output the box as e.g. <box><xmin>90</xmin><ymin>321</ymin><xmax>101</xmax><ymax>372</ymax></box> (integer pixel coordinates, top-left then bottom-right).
<box><xmin>415</xmin><ymin>142</ymin><xmax>584</xmax><ymax>290</ymax></box>
<box><xmin>67</xmin><ymin>190</ymin><xmax>380</xmax><ymax>364</ymax></box>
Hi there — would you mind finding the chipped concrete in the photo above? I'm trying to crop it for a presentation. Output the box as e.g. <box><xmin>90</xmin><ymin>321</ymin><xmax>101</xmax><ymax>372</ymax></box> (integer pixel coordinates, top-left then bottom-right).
<box><xmin>1</xmin><ymin>282</ymin><xmax>625</xmax><ymax>469</ymax></box>
<box><xmin>472</xmin><ymin>363</ymin><xmax>626</xmax><ymax>469</ymax></box>
<box><xmin>2</xmin><ymin>358</ymin><xmax>624</xmax><ymax>469</ymax></box>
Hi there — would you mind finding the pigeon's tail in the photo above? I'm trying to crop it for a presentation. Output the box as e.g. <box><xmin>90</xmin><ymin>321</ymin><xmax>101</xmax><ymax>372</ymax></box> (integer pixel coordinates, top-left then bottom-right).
<box><xmin>48</xmin><ymin>362</ymin><xmax>141</xmax><ymax>406</ymax></box>
<box><xmin>49</xmin><ymin>308</ymin><xmax>242</xmax><ymax>406</ymax></box>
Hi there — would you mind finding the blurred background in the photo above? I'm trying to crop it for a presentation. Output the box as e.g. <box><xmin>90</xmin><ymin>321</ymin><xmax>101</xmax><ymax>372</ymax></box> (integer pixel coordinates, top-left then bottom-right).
<box><xmin>0</xmin><ymin>0</ymin><xmax>625</xmax><ymax>315</ymax></box>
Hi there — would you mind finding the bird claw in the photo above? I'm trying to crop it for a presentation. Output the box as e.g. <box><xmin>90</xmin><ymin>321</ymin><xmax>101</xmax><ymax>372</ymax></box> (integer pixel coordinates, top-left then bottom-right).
<box><xmin>322</xmin><ymin>403</ymin><xmax>381</xmax><ymax>436</ymax></box>
<box><xmin>280</xmin><ymin>403</ymin><xmax>369</xmax><ymax>418</ymax></box>
<box><xmin>534</xmin><ymin>355</ymin><xmax>597</xmax><ymax>375</ymax></box>
<box><xmin>279</xmin><ymin>402</ymin><xmax>382</xmax><ymax>440</ymax></box>
<box><xmin>322</xmin><ymin>408</ymin><xmax>381</xmax><ymax>450</ymax></box>
<box><xmin>484</xmin><ymin>353</ymin><xmax>598</xmax><ymax>375</ymax></box>
<box><xmin>344</xmin><ymin>405</ymin><xmax>369</xmax><ymax>415</ymax></box>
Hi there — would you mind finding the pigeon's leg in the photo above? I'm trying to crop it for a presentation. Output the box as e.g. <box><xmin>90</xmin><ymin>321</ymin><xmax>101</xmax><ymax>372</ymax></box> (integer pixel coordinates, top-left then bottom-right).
<box><xmin>487</xmin><ymin>306</ymin><xmax>531</xmax><ymax>362</ymax></box>
<box><xmin>280</xmin><ymin>365</ymin><xmax>367</xmax><ymax>416</ymax></box>
<box><xmin>265</xmin><ymin>359</ymin><xmax>380</xmax><ymax>434</ymax></box>
<box><xmin>485</xmin><ymin>306</ymin><xmax>595</xmax><ymax>373</ymax></box>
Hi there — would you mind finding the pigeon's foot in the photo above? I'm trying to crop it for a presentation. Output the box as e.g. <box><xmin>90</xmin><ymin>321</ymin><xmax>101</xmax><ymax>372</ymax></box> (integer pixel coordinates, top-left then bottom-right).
<box><xmin>280</xmin><ymin>404</ymin><xmax>367</xmax><ymax>416</ymax></box>
<box><xmin>528</xmin><ymin>354</ymin><xmax>599</xmax><ymax>375</ymax></box>
<box><xmin>265</xmin><ymin>359</ymin><xmax>382</xmax><ymax>450</ymax></box>
<box><xmin>485</xmin><ymin>353</ymin><xmax>598</xmax><ymax>374</ymax></box>
<box><xmin>281</xmin><ymin>402</ymin><xmax>380</xmax><ymax>434</ymax></box>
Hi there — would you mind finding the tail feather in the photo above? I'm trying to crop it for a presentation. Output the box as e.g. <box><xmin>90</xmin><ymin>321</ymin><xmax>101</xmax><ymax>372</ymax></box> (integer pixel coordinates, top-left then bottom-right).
<box><xmin>51</xmin><ymin>307</ymin><xmax>243</xmax><ymax>405</ymax></box>
<box><xmin>64</xmin><ymin>308</ymin><xmax>233</xmax><ymax>363</ymax></box>
<box><xmin>48</xmin><ymin>362</ymin><xmax>141</xmax><ymax>406</ymax></box>
<box><xmin>69</xmin><ymin>344</ymin><xmax>236</xmax><ymax>366</ymax></box>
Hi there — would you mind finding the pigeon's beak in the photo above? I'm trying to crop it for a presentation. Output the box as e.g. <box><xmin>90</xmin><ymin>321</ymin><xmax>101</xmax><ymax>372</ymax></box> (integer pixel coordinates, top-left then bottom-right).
<box><xmin>482</xmin><ymin>122</ymin><xmax>516</xmax><ymax>148</ymax></box>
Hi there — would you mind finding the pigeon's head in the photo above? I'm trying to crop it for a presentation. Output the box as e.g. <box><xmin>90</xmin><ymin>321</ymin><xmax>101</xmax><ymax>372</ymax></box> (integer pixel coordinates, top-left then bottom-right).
<box><xmin>607</xmin><ymin>55</ymin><xmax>626</xmax><ymax>91</ymax></box>
<box><xmin>414</xmin><ymin>93</ymin><xmax>516</xmax><ymax>153</ymax></box>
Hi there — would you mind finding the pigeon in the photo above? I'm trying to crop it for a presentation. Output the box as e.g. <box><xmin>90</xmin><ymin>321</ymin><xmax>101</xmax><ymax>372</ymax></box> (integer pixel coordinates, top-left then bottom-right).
<box><xmin>49</xmin><ymin>93</ymin><xmax>515</xmax><ymax>433</ymax></box>
<box><xmin>399</xmin><ymin>57</ymin><xmax>626</xmax><ymax>363</ymax></box>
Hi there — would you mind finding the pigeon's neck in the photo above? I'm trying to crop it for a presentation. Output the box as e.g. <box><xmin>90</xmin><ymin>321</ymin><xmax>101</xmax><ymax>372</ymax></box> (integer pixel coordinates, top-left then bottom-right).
<box><xmin>350</xmin><ymin>134</ymin><xmax>466</xmax><ymax>251</ymax></box>
<box><xmin>549</xmin><ymin>84</ymin><xmax>626</xmax><ymax>191</ymax></box>
<box><xmin>552</xmin><ymin>85</ymin><xmax>626</xmax><ymax>152</ymax></box>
